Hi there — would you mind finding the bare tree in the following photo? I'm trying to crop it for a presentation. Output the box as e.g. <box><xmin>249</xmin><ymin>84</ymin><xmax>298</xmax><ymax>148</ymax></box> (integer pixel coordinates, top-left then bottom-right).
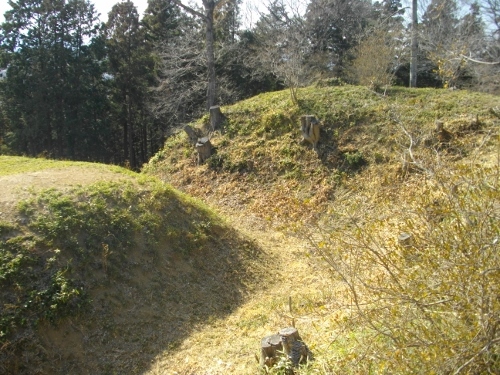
<box><xmin>410</xmin><ymin>0</ymin><xmax>418</xmax><ymax>87</ymax></box>
<box><xmin>172</xmin><ymin>0</ymin><xmax>218</xmax><ymax>110</ymax></box>
<box><xmin>419</xmin><ymin>0</ymin><xmax>499</xmax><ymax>90</ymax></box>
<box><xmin>254</xmin><ymin>0</ymin><xmax>311</xmax><ymax>103</ymax></box>
<box><xmin>150</xmin><ymin>18</ymin><xmax>208</xmax><ymax>127</ymax></box>
<box><xmin>309</xmin><ymin>144</ymin><xmax>500</xmax><ymax>373</ymax></box>
<box><xmin>481</xmin><ymin>0</ymin><xmax>500</xmax><ymax>35</ymax></box>
<box><xmin>349</xmin><ymin>27</ymin><xmax>407</xmax><ymax>93</ymax></box>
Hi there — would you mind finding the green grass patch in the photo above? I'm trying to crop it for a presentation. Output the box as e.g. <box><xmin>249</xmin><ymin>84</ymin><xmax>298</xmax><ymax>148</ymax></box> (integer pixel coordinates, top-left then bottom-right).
<box><xmin>0</xmin><ymin>175</ymin><xmax>225</xmax><ymax>344</ymax></box>
<box><xmin>0</xmin><ymin>155</ymin><xmax>136</xmax><ymax>177</ymax></box>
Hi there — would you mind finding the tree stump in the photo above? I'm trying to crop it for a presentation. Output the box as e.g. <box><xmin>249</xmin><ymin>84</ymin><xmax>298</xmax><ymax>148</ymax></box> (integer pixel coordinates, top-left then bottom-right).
<box><xmin>184</xmin><ymin>125</ymin><xmax>200</xmax><ymax>146</ymax></box>
<box><xmin>195</xmin><ymin>137</ymin><xmax>212</xmax><ymax>165</ymax></box>
<box><xmin>260</xmin><ymin>327</ymin><xmax>313</xmax><ymax>370</ymax></box>
<box><xmin>398</xmin><ymin>232</ymin><xmax>413</xmax><ymax>248</ymax></box>
<box><xmin>210</xmin><ymin>105</ymin><xmax>224</xmax><ymax>131</ymax></box>
<box><xmin>279</xmin><ymin>327</ymin><xmax>302</xmax><ymax>342</ymax></box>
<box><xmin>435</xmin><ymin>120</ymin><xmax>452</xmax><ymax>145</ymax></box>
<box><xmin>300</xmin><ymin>115</ymin><xmax>320</xmax><ymax>150</ymax></box>
<box><xmin>259</xmin><ymin>334</ymin><xmax>283</xmax><ymax>368</ymax></box>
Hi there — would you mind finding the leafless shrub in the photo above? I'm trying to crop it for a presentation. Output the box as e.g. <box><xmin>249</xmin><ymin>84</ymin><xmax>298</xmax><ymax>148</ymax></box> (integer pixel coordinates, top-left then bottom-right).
<box><xmin>309</xmin><ymin>153</ymin><xmax>500</xmax><ymax>373</ymax></box>
<box><xmin>348</xmin><ymin>27</ymin><xmax>407</xmax><ymax>94</ymax></box>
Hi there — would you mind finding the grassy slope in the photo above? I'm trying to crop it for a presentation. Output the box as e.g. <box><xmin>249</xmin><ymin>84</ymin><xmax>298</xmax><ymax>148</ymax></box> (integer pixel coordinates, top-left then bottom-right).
<box><xmin>0</xmin><ymin>159</ymin><xmax>269</xmax><ymax>374</ymax></box>
<box><xmin>1</xmin><ymin>85</ymin><xmax>498</xmax><ymax>374</ymax></box>
<box><xmin>0</xmin><ymin>155</ymin><xmax>137</xmax><ymax>176</ymax></box>
<box><xmin>144</xmin><ymin>85</ymin><xmax>499</xmax><ymax>229</ymax></box>
<box><xmin>143</xmin><ymin>84</ymin><xmax>500</xmax><ymax>374</ymax></box>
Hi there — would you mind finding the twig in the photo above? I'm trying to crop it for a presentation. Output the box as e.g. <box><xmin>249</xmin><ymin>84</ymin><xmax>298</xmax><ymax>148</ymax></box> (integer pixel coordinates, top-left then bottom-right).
<box><xmin>453</xmin><ymin>337</ymin><xmax>500</xmax><ymax>374</ymax></box>
<box><xmin>289</xmin><ymin>296</ymin><xmax>295</xmax><ymax>328</ymax></box>
<box><xmin>459</xmin><ymin>54</ymin><xmax>500</xmax><ymax>65</ymax></box>
<box><xmin>398</xmin><ymin>122</ymin><xmax>435</xmax><ymax>177</ymax></box>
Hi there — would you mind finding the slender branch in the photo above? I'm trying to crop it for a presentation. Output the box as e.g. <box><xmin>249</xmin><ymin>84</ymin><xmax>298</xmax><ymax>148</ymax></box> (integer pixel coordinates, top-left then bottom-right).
<box><xmin>453</xmin><ymin>337</ymin><xmax>500</xmax><ymax>374</ymax></box>
<box><xmin>171</xmin><ymin>0</ymin><xmax>207</xmax><ymax>21</ymax></box>
<box><xmin>460</xmin><ymin>54</ymin><xmax>500</xmax><ymax>65</ymax></box>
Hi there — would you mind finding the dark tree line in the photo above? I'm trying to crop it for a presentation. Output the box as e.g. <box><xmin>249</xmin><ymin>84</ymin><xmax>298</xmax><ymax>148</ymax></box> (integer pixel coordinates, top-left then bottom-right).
<box><xmin>0</xmin><ymin>0</ymin><xmax>498</xmax><ymax>168</ymax></box>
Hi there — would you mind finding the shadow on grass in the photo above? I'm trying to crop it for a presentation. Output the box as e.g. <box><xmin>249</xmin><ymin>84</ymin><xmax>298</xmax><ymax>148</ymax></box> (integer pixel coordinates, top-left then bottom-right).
<box><xmin>0</xmin><ymin>183</ymin><xmax>265</xmax><ymax>374</ymax></box>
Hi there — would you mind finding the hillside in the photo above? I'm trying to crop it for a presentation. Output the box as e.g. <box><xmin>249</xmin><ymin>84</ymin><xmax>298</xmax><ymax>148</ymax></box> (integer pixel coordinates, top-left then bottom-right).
<box><xmin>0</xmin><ymin>157</ymin><xmax>272</xmax><ymax>374</ymax></box>
<box><xmin>1</xmin><ymin>84</ymin><xmax>499</xmax><ymax>375</ymax></box>
<box><xmin>144</xmin><ymin>85</ymin><xmax>499</xmax><ymax>229</ymax></box>
<box><xmin>143</xmin><ymin>84</ymin><xmax>500</xmax><ymax>374</ymax></box>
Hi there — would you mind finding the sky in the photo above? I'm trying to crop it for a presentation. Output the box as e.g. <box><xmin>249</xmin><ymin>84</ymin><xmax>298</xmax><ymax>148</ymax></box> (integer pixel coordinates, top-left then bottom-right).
<box><xmin>0</xmin><ymin>0</ymin><xmax>264</xmax><ymax>25</ymax></box>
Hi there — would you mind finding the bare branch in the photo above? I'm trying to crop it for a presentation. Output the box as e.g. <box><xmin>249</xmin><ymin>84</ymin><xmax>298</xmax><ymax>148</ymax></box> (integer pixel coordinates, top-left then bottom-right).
<box><xmin>459</xmin><ymin>54</ymin><xmax>500</xmax><ymax>65</ymax></box>
<box><xmin>171</xmin><ymin>0</ymin><xmax>207</xmax><ymax>21</ymax></box>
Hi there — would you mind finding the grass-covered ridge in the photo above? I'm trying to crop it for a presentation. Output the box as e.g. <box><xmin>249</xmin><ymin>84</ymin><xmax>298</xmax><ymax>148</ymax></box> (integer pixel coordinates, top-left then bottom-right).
<box><xmin>0</xmin><ymin>158</ymin><xmax>267</xmax><ymax>374</ymax></box>
<box><xmin>144</xmin><ymin>84</ymin><xmax>499</xmax><ymax>374</ymax></box>
<box><xmin>2</xmin><ymin>180</ymin><xmax>207</xmax><ymax>335</ymax></box>
<box><xmin>0</xmin><ymin>155</ymin><xmax>137</xmax><ymax>177</ymax></box>
<box><xmin>145</xmin><ymin>85</ymin><xmax>499</xmax><ymax>227</ymax></box>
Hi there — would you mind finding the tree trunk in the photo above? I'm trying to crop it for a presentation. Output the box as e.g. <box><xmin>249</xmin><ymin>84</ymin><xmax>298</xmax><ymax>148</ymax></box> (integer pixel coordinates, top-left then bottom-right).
<box><xmin>410</xmin><ymin>0</ymin><xmax>418</xmax><ymax>88</ymax></box>
<box><xmin>123</xmin><ymin>97</ymin><xmax>129</xmax><ymax>163</ymax></box>
<box><xmin>126</xmin><ymin>93</ymin><xmax>135</xmax><ymax>169</ymax></box>
<box><xmin>184</xmin><ymin>124</ymin><xmax>201</xmax><ymax>145</ymax></box>
<box><xmin>204</xmin><ymin>0</ymin><xmax>217</xmax><ymax>110</ymax></box>
<box><xmin>172</xmin><ymin>0</ymin><xmax>218</xmax><ymax>110</ymax></box>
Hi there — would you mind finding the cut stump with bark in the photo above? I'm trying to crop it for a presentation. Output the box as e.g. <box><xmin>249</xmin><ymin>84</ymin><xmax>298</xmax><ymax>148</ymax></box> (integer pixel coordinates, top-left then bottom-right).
<box><xmin>300</xmin><ymin>115</ymin><xmax>321</xmax><ymax>151</ymax></box>
<box><xmin>210</xmin><ymin>105</ymin><xmax>224</xmax><ymax>131</ymax></box>
<box><xmin>260</xmin><ymin>334</ymin><xmax>283</xmax><ymax>368</ymax></box>
<box><xmin>260</xmin><ymin>327</ymin><xmax>313</xmax><ymax>369</ymax></box>
<box><xmin>434</xmin><ymin>120</ymin><xmax>453</xmax><ymax>145</ymax></box>
<box><xmin>196</xmin><ymin>137</ymin><xmax>212</xmax><ymax>165</ymax></box>
<box><xmin>280</xmin><ymin>327</ymin><xmax>313</xmax><ymax>367</ymax></box>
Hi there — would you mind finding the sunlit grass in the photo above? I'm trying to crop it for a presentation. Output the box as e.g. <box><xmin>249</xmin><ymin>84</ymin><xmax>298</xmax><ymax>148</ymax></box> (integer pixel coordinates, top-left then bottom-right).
<box><xmin>0</xmin><ymin>155</ymin><xmax>138</xmax><ymax>177</ymax></box>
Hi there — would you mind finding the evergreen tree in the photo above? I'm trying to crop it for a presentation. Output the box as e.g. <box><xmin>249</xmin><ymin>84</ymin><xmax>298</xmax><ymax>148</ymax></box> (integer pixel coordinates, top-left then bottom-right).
<box><xmin>105</xmin><ymin>1</ymin><xmax>156</xmax><ymax>169</ymax></box>
<box><xmin>143</xmin><ymin>0</ymin><xmax>184</xmax><ymax>44</ymax></box>
<box><xmin>214</xmin><ymin>0</ymin><xmax>241</xmax><ymax>43</ymax></box>
<box><xmin>0</xmin><ymin>0</ymin><xmax>110</xmax><ymax>160</ymax></box>
<box><xmin>371</xmin><ymin>0</ymin><xmax>405</xmax><ymax>29</ymax></box>
<box><xmin>304</xmin><ymin>0</ymin><xmax>374</xmax><ymax>77</ymax></box>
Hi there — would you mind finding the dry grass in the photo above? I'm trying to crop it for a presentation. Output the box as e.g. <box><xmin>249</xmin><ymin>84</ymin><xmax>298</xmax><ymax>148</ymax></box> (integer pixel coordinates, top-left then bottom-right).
<box><xmin>142</xmin><ymin>84</ymin><xmax>499</xmax><ymax>374</ymax></box>
<box><xmin>1</xmin><ymin>84</ymin><xmax>498</xmax><ymax>374</ymax></box>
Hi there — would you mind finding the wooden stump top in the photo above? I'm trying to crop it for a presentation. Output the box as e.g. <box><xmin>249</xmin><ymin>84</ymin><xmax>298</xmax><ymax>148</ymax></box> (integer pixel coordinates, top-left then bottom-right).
<box><xmin>196</xmin><ymin>136</ymin><xmax>210</xmax><ymax>147</ymax></box>
<box><xmin>279</xmin><ymin>327</ymin><xmax>300</xmax><ymax>340</ymax></box>
<box><xmin>261</xmin><ymin>334</ymin><xmax>282</xmax><ymax>348</ymax></box>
